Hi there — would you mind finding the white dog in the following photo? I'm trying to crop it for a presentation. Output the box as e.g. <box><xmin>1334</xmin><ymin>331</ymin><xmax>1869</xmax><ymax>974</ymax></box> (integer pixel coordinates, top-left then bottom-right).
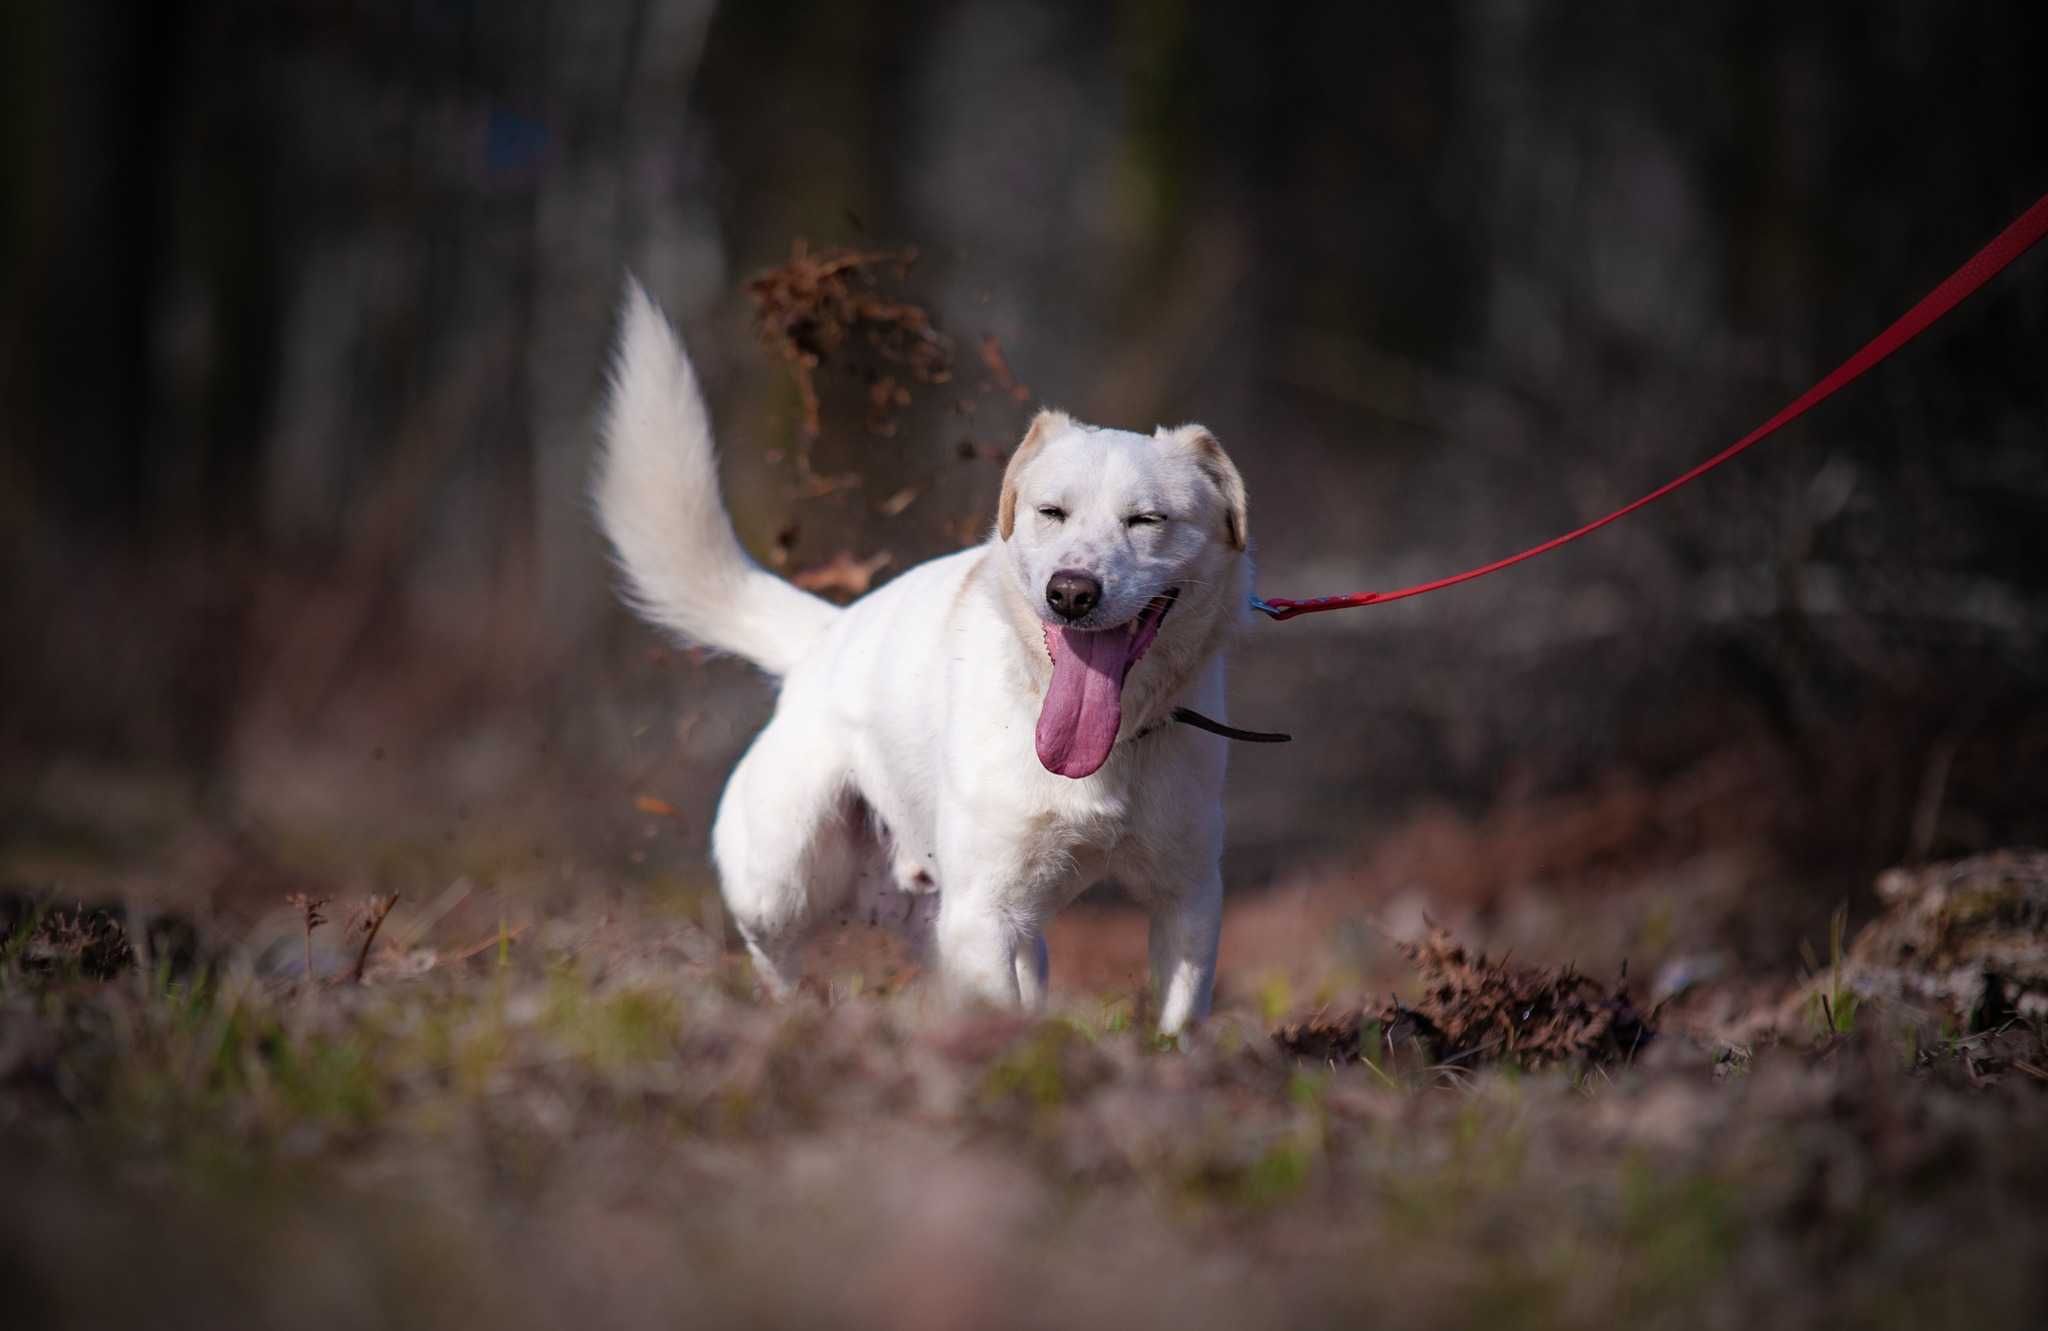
<box><xmin>596</xmin><ymin>282</ymin><xmax>1250</xmax><ymax>1033</ymax></box>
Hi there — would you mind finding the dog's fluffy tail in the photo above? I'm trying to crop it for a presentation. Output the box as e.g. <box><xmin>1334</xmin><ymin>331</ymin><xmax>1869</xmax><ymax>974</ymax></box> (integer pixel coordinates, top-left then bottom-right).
<box><xmin>595</xmin><ymin>278</ymin><xmax>840</xmax><ymax>677</ymax></box>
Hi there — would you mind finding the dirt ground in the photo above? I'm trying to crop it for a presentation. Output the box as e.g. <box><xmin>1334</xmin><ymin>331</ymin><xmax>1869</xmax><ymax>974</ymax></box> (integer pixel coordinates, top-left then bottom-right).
<box><xmin>4</xmin><ymin>753</ymin><xmax>2045</xmax><ymax>1331</ymax></box>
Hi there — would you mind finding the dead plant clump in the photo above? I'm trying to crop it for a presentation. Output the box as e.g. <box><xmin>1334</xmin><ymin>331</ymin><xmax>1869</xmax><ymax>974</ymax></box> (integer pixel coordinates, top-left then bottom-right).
<box><xmin>6</xmin><ymin>902</ymin><xmax>134</xmax><ymax>980</ymax></box>
<box><xmin>0</xmin><ymin>892</ymin><xmax>207</xmax><ymax>981</ymax></box>
<box><xmin>1845</xmin><ymin>849</ymin><xmax>2048</xmax><ymax>1025</ymax></box>
<box><xmin>745</xmin><ymin>242</ymin><xmax>952</xmax><ymax>443</ymax></box>
<box><xmin>1275</xmin><ymin>928</ymin><xmax>1658</xmax><ymax>1071</ymax></box>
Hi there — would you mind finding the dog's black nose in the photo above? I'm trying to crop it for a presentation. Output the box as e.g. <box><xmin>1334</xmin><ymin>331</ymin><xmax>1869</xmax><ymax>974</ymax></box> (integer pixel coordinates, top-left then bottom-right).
<box><xmin>1045</xmin><ymin>569</ymin><xmax>1101</xmax><ymax>621</ymax></box>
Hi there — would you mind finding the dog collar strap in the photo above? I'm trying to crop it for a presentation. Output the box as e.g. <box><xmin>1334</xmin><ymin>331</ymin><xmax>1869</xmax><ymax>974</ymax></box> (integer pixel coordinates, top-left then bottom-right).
<box><xmin>1171</xmin><ymin>706</ymin><xmax>1291</xmax><ymax>743</ymax></box>
<box><xmin>1252</xmin><ymin>190</ymin><xmax>2048</xmax><ymax>621</ymax></box>
<box><xmin>1132</xmin><ymin>707</ymin><xmax>1293</xmax><ymax>745</ymax></box>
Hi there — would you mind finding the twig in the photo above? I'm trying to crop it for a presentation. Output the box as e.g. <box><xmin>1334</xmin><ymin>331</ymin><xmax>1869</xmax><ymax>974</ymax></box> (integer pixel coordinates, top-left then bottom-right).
<box><xmin>349</xmin><ymin>894</ymin><xmax>399</xmax><ymax>984</ymax></box>
<box><xmin>285</xmin><ymin>893</ymin><xmax>329</xmax><ymax>986</ymax></box>
<box><xmin>450</xmin><ymin>922</ymin><xmax>528</xmax><ymax>962</ymax></box>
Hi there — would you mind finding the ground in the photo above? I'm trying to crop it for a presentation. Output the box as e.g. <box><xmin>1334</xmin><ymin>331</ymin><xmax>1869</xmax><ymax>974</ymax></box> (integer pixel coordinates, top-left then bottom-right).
<box><xmin>3</xmin><ymin>762</ymin><xmax>2046</xmax><ymax>1330</ymax></box>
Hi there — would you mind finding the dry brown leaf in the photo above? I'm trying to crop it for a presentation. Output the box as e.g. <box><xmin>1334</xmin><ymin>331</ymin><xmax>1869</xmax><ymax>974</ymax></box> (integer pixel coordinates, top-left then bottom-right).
<box><xmin>792</xmin><ymin>458</ymin><xmax>863</xmax><ymax>498</ymax></box>
<box><xmin>978</xmin><ymin>334</ymin><xmax>1031</xmax><ymax>402</ymax></box>
<box><xmin>877</xmin><ymin>486</ymin><xmax>921</xmax><ymax>517</ymax></box>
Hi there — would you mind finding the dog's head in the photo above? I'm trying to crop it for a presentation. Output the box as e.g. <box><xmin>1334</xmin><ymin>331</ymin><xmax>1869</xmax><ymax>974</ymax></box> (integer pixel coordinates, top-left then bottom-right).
<box><xmin>996</xmin><ymin>409</ymin><xmax>1250</xmax><ymax>778</ymax></box>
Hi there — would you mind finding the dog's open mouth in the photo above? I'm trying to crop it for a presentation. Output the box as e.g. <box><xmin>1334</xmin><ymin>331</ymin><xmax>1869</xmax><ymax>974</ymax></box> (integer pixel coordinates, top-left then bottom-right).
<box><xmin>1036</xmin><ymin>589</ymin><xmax>1179</xmax><ymax>779</ymax></box>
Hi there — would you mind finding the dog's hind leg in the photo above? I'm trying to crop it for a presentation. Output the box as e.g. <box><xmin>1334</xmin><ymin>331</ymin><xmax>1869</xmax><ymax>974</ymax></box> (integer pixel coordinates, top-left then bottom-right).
<box><xmin>711</xmin><ymin>718</ymin><xmax>862</xmax><ymax>998</ymax></box>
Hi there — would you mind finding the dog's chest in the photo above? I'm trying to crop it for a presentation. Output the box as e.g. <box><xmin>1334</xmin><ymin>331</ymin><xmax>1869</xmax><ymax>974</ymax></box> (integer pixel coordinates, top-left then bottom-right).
<box><xmin>1017</xmin><ymin>756</ymin><xmax>1148</xmax><ymax>856</ymax></box>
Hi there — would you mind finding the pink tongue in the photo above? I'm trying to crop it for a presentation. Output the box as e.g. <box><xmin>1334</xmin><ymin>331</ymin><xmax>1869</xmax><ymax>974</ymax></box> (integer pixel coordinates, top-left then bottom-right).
<box><xmin>1036</xmin><ymin>626</ymin><xmax>1137</xmax><ymax>778</ymax></box>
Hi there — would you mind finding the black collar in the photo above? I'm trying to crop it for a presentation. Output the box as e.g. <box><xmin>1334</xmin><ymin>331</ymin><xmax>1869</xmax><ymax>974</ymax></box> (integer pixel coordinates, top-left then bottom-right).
<box><xmin>1131</xmin><ymin>707</ymin><xmax>1291</xmax><ymax>745</ymax></box>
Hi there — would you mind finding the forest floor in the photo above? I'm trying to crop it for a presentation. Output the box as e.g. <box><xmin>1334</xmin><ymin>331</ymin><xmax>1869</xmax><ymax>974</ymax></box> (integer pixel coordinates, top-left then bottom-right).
<box><xmin>3</xmin><ymin>758</ymin><xmax>2046</xmax><ymax>1331</ymax></box>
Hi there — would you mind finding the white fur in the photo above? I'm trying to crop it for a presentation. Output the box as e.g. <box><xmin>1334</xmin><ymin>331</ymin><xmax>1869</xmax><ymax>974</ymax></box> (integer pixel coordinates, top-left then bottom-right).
<box><xmin>596</xmin><ymin>279</ymin><xmax>842</xmax><ymax>675</ymax></box>
<box><xmin>596</xmin><ymin>282</ymin><xmax>1250</xmax><ymax>1034</ymax></box>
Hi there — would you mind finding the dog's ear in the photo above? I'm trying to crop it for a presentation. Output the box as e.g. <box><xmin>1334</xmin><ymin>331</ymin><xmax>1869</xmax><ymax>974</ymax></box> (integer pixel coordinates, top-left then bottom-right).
<box><xmin>1165</xmin><ymin>424</ymin><xmax>1248</xmax><ymax>552</ymax></box>
<box><xmin>997</xmin><ymin>409</ymin><xmax>1071</xmax><ymax>539</ymax></box>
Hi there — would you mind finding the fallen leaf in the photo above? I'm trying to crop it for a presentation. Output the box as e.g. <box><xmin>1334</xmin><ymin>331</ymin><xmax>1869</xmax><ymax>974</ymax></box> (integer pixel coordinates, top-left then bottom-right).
<box><xmin>793</xmin><ymin>455</ymin><xmax>862</xmax><ymax>498</ymax></box>
<box><xmin>978</xmin><ymin>334</ymin><xmax>1031</xmax><ymax>402</ymax></box>
<box><xmin>877</xmin><ymin>486</ymin><xmax>920</xmax><ymax>517</ymax></box>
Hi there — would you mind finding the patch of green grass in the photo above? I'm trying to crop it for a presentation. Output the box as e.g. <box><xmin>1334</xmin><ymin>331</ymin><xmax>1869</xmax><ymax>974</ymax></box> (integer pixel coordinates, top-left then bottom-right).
<box><xmin>1170</xmin><ymin>1067</ymin><xmax>1329</xmax><ymax>1212</ymax></box>
<box><xmin>1236</xmin><ymin>1138</ymin><xmax>1313</xmax><ymax>1207</ymax></box>
<box><xmin>539</xmin><ymin>961</ymin><xmax>684</xmax><ymax>1069</ymax></box>
<box><xmin>0</xmin><ymin>900</ymin><xmax>49</xmax><ymax>975</ymax></box>
<box><xmin>1351</xmin><ymin>1018</ymin><xmax>1409</xmax><ymax>1091</ymax></box>
<box><xmin>1802</xmin><ymin>902</ymin><xmax>1860</xmax><ymax>1036</ymax></box>
<box><xmin>1631</xmin><ymin>900</ymin><xmax>1677</xmax><ymax>961</ymax></box>
<box><xmin>982</xmin><ymin>1019</ymin><xmax>1083</xmax><ymax>1111</ymax></box>
<box><xmin>1254</xmin><ymin>973</ymin><xmax>1293</xmax><ymax>1025</ymax></box>
<box><xmin>1616</xmin><ymin>1162</ymin><xmax>1744</xmax><ymax>1308</ymax></box>
<box><xmin>1378</xmin><ymin>1096</ymin><xmax>1533</xmax><ymax>1232</ymax></box>
<box><xmin>269</xmin><ymin>1033</ymin><xmax>384</xmax><ymax>1129</ymax></box>
<box><xmin>1459</xmin><ymin>1251</ymin><xmax>1575</xmax><ymax>1331</ymax></box>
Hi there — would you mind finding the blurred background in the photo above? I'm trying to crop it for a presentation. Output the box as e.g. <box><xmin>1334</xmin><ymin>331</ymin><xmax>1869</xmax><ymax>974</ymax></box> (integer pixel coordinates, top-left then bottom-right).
<box><xmin>5</xmin><ymin>0</ymin><xmax>2047</xmax><ymax>974</ymax></box>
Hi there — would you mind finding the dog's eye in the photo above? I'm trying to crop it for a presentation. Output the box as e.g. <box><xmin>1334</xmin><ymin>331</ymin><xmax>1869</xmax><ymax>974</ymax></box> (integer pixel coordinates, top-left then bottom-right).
<box><xmin>1037</xmin><ymin>505</ymin><xmax>1067</xmax><ymax>522</ymax></box>
<box><xmin>1125</xmin><ymin>512</ymin><xmax>1166</xmax><ymax>529</ymax></box>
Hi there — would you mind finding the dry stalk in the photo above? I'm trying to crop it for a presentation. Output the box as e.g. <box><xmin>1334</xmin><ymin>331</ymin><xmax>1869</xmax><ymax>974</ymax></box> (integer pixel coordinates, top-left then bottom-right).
<box><xmin>285</xmin><ymin>893</ymin><xmax>329</xmax><ymax>986</ymax></box>
<box><xmin>349</xmin><ymin>894</ymin><xmax>399</xmax><ymax>984</ymax></box>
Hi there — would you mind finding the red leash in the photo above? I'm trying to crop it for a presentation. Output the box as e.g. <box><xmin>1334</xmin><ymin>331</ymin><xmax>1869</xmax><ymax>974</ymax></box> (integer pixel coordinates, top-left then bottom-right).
<box><xmin>1252</xmin><ymin>191</ymin><xmax>2048</xmax><ymax>622</ymax></box>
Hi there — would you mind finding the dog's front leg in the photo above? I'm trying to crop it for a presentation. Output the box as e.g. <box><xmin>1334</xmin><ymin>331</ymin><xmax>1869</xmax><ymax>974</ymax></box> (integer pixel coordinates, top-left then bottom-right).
<box><xmin>934</xmin><ymin>888</ymin><xmax>1030</xmax><ymax>1008</ymax></box>
<box><xmin>1015</xmin><ymin>932</ymin><xmax>1050</xmax><ymax>1007</ymax></box>
<box><xmin>932</xmin><ymin>812</ymin><xmax>1060</xmax><ymax>1011</ymax></box>
<box><xmin>1145</xmin><ymin>865</ymin><xmax>1223</xmax><ymax>1035</ymax></box>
